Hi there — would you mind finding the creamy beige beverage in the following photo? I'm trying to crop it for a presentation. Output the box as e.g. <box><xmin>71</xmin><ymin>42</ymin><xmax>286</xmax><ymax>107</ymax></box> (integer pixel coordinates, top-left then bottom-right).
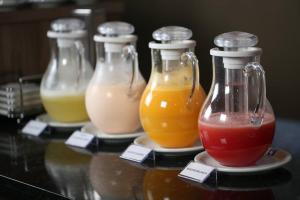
<box><xmin>85</xmin><ymin>82</ymin><xmax>145</xmax><ymax>134</ymax></box>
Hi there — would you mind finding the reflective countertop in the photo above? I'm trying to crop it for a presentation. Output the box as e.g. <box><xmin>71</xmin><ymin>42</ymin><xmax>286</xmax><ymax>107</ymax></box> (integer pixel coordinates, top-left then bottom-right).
<box><xmin>0</xmin><ymin>117</ymin><xmax>299</xmax><ymax>200</ymax></box>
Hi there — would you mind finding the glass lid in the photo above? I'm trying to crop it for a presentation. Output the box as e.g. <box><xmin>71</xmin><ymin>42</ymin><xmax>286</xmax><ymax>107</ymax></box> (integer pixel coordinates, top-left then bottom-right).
<box><xmin>51</xmin><ymin>18</ymin><xmax>85</xmax><ymax>33</ymax></box>
<box><xmin>152</xmin><ymin>26</ymin><xmax>192</xmax><ymax>43</ymax></box>
<box><xmin>98</xmin><ymin>21</ymin><xmax>135</xmax><ymax>37</ymax></box>
<box><xmin>214</xmin><ymin>31</ymin><xmax>258</xmax><ymax>50</ymax></box>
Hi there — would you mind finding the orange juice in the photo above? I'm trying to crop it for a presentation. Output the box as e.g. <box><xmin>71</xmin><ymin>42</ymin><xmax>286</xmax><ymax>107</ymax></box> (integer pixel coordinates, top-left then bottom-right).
<box><xmin>140</xmin><ymin>83</ymin><xmax>206</xmax><ymax>148</ymax></box>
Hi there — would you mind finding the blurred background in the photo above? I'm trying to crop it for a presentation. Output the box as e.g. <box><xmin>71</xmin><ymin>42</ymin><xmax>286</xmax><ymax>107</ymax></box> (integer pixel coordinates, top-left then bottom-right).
<box><xmin>1</xmin><ymin>0</ymin><xmax>299</xmax><ymax>119</ymax></box>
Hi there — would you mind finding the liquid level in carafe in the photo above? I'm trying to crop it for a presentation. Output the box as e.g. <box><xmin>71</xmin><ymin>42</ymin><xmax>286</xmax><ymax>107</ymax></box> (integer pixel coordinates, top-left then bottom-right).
<box><xmin>85</xmin><ymin>82</ymin><xmax>145</xmax><ymax>134</ymax></box>
<box><xmin>41</xmin><ymin>91</ymin><xmax>88</xmax><ymax>122</ymax></box>
<box><xmin>140</xmin><ymin>85</ymin><xmax>206</xmax><ymax>148</ymax></box>
<box><xmin>199</xmin><ymin>113</ymin><xmax>275</xmax><ymax>166</ymax></box>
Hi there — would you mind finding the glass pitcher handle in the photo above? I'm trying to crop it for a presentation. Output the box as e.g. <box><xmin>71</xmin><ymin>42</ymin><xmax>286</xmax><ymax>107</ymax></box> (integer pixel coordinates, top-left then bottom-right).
<box><xmin>180</xmin><ymin>51</ymin><xmax>197</xmax><ymax>103</ymax></box>
<box><xmin>122</xmin><ymin>44</ymin><xmax>138</xmax><ymax>96</ymax></box>
<box><xmin>243</xmin><ymin>62</ymin><xmax>266</xmax><ymax>125</ymax></box>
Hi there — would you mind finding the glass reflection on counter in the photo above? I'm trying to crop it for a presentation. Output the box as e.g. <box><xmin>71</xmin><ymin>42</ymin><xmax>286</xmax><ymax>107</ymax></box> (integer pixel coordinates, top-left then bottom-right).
<box><xmin>0</xmin><ymin>131</ymin><xmax>46</xmax><ymax>173</ymax></box>
<box><xmin>42</xmin><ymin>138</ymin><xmax>291</xmax><ymax>200</ymax></box>
<box><xmin>196</xmin><ymin>188</ymin><xmax>274</xmax><ymax>200</ymax></box>
<box><xmin>190</xmin><ymin>168</ymin><xmax>292</xmax><ymax>200</ymax></box>
<box><xmin>143</xmin><ymin>169</ymin><xmax>203</xmax><ymax>200</ymax></box>
<box><xmin>44</xmin><ymin>141</ymin><xmax>99</xmax><ymax>200</ymax></box>
<box><xmin>89</xmin><ymin>153</ymin><xmax>145</xmax><ymax>200</ymax></box>
<box><xmin>142</xmin><ymin>167</ymin><xmax>293</xmax><ymax>200</ymax></box>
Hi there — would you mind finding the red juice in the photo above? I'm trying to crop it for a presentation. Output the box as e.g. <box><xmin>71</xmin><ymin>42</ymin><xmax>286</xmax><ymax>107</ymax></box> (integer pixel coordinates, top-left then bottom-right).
<box><xmin>199</xmin><ymin>113</ymin><xmax>275</xmax><ymax>167</ymax></box>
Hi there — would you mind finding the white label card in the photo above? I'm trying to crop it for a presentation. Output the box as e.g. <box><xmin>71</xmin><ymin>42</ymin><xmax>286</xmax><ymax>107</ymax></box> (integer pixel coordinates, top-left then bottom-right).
<box><xmin>22</xmin><ymin>120</ymin><xmax>47</xmax><ymax>136</ymax></box>
<box><xmin>65</xmin><ymin>131</ymin><xmax>95</xmax><ymax>148</ymax></box>
<box><xmin>120</xmin><ymin>144</ymin><xmax>152</xmax><ymax>163</ymax></box>
<box><xmin>179</xmin><ymin>161</ymin><xmax>215</xmax><ymax>183</ymax></box>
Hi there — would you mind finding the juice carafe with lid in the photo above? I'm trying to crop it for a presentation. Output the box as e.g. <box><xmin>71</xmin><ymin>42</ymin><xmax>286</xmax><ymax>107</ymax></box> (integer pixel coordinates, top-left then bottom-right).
<box><xmin>198</xmin><ymin>31</ymin><xmax>275</xmax><ymax>166</ymax></box>
<box><xmin>140</xmin><ymin>26</ymin><xmax>206</xmax><ymax>148</ymax></box>
<box><xmin>41</xmin><ymin>18</ymin><xmax>93</xmax><ymax>123</ymax></box>
<box><xmin>85</xmin><ymin>21</ymin><xmax>146</xmax><ymax>134</ymax></box>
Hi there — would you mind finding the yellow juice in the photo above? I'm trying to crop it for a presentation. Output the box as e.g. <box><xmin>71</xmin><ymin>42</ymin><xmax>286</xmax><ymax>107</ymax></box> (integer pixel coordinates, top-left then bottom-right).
<box><xmin>41</xmin><ymin>92</ymin><xmax>88</xmax><ymax>122</ymax></box>
<box><xmin>140</xmin><ymin>84</ymin><xmax>206</xmax><ymax>148</ymax></box>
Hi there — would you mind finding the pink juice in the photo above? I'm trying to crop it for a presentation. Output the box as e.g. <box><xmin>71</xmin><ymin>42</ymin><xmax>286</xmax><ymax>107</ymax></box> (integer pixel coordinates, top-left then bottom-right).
<box><xmin>199</xmin><ymin>113</ymin><xmax>275</xmax><ymax>167</ymax></box>
<box><xmin>85</xmin><ymin>83</ymin><xmax>145</xmax><ymax>134</ymax></box>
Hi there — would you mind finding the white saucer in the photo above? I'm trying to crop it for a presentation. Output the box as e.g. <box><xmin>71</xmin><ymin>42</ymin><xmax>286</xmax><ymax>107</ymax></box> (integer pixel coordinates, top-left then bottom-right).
<box><xmin>36</xmin><ymin>114</ymin><xmax>88</xmax><ymax>128</ymax></box>
<box><xmin>81</xmin><ymin>122</ymin><xmax>144</xmax><ymax>141</ymax></box>
<box><xmin>194</xmin><ymin>148</ymin><xmax>292</xmax><ymax>173</ymax></box>
<box><xmin>134</xmin><ymin>135</ymin><xmax>203</xmax><ymax>155</ymax></box>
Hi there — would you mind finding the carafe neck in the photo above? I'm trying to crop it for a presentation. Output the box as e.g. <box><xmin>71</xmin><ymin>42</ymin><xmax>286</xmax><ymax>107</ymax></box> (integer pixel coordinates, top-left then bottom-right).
<box><xmin>58</xmin><ymin>46</ymin><xmax>79</xmax><ymax>62</ymax></box>
<box><xmin>210</xmin><ymin>52</ymin><xmax>260</xmax><ymax>115</ymax></box>
<box><xmin>96</xmin><ymin>51</ymin><xmax>124</xmax><ymax>68</ymax></box>
<box><xmin>105</xmin><ymin>52</ymin><xmax>123</xmax><ymax>65</ymax></box>
<box><xmin>161</xmin><ymin>59</ymin><xmax>181</xmax><ymax>72</ymax></box>
<box><xmin>224</xmin><ymin>68</ymin><xmax>248</xmax><ymax>113</ymax></box>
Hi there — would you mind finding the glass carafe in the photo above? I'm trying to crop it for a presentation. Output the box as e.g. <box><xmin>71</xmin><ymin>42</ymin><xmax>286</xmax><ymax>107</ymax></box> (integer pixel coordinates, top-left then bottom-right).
<box><xmin>41</xmin><ymin>18</ymin><xmax>93</xmax><ymax>122</ymax></box>
<box><xmin>140</xmin><ymin>26</ymin><xmax>206</xmax><ymax>148</ymax></box>
<box><xmin>85</xmin><ymin>21</ymin><xmax>146</xmax><ymax>134</ymax></box>
<box><xmin>198</xmin><ymin>32</ymin><xmax>275</xmax><ymax>166</ymax></box>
